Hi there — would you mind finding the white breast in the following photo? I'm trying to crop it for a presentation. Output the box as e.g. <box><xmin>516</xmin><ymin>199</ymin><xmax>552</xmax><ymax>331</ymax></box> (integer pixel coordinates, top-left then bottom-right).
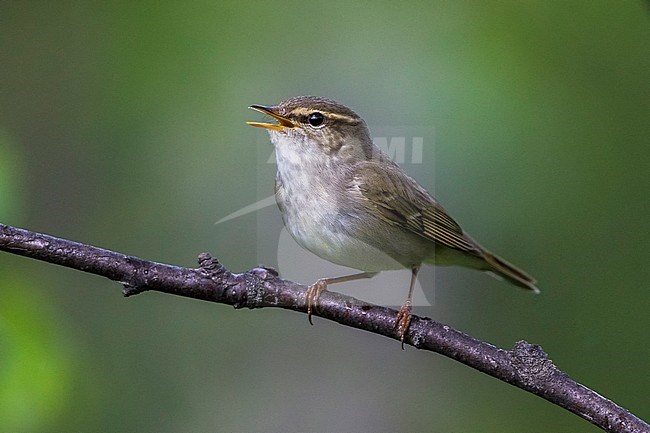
<box><xmin>272</xmin><ymin>136</ymin><xmax>404</xmax><ymax>271</ymax></box>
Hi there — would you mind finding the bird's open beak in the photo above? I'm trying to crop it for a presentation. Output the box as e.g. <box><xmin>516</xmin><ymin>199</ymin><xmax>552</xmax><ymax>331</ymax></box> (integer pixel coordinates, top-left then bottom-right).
<box><xmin>247</xmin><ymin>105</ymin><xmax>296</xmax><ymax>131</ymax></box>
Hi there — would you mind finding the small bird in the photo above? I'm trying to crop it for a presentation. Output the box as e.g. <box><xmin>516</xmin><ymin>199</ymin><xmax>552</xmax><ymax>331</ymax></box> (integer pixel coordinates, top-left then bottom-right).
<box><xmin>248</xmin><ymin>96</ymin><xmax>538</xmax><ymax>343</ymax></box>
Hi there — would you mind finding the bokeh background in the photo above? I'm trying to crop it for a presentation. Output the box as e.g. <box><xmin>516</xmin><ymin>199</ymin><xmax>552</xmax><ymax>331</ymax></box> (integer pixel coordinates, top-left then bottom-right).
<box><xmin>1</xmin><ymin>2</ymin><xmax>648</xmax><ymax>432</ymax></box>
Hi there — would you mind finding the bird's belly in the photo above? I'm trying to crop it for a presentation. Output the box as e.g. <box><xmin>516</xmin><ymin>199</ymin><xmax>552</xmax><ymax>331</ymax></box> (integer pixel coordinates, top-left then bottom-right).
<box><xmin>280</xmin><ymin>196</ymin><xmax>420</xmax><ymax>272</ymax></box>
<box><xmin>294</xmin><ymin>224</ymin><xmax>406</xmax><ymax>272</ymax></box>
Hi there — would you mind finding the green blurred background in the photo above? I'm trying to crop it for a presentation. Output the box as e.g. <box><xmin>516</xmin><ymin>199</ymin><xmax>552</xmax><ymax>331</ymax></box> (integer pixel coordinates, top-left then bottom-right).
<box><xmin>1</xmin><ymin>1</ymin><xmax>648</xmax><ymax>432</ymax></box>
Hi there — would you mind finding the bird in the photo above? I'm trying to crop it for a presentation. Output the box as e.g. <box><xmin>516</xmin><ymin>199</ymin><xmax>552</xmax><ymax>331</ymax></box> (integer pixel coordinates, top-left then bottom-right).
<box><xmin>247</xmin><ymin>96</ymin><xmax>538</xmax><ymax>343</ymax></box>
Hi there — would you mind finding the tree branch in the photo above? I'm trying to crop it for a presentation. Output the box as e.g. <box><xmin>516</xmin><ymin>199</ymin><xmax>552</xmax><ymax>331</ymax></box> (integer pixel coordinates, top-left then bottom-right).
<box><xmin>0</xmin><ymin>223</ymin><xmax>647</xmax><ymax>433</ymax></box>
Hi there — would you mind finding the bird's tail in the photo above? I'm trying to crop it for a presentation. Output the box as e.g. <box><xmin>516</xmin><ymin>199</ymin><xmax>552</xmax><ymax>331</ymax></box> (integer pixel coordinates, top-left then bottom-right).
<box><xmin>482</xmin><ymin>250</ymin><xmax>539</xmax><ymax>294</ymax></box>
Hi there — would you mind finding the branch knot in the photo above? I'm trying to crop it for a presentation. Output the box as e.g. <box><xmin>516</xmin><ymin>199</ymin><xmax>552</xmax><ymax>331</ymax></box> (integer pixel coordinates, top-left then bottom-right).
<box><xmin>510</xmin><ymin>340</ymin><xmax>559</xmax><ymax>389</ymax></box>
<box><xmin>198</xmin><ymin>252</ymin><xmax>230</xmax><ymax>281</ymax></box>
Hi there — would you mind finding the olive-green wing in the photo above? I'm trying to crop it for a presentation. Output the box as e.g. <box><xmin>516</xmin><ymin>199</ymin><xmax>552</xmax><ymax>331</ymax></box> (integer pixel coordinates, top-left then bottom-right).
<box><xmin>350</xmin><ymin>161</ymin><xmax>479</xmax><ymax>254</ymax></box>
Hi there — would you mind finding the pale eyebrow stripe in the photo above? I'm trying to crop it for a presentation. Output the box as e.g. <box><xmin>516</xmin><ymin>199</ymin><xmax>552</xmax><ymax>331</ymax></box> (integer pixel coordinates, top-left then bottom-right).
<box><xmin>288</xmin><ymin>107</ymin><xmax>360</xmax><ymax>124</ymax></box>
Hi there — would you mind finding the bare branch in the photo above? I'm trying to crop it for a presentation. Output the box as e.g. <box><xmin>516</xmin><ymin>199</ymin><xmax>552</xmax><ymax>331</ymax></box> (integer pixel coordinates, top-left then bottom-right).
<box><xmin>0</xmin><ymin>223</ymin><xmax>647</xmax><ymax>433</ymax></box>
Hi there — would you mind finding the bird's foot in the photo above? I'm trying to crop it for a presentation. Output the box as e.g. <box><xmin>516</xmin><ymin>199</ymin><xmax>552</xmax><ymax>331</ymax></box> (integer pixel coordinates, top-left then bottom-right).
<box><xmin>306</xmin><ymin>279</ymin><xmax>328</xmax><ymax>325</ymax></box>
<box><xmin>394</xmin><ymin>300</ymin><xmax>412</xmax><ymax>349</ymax></box>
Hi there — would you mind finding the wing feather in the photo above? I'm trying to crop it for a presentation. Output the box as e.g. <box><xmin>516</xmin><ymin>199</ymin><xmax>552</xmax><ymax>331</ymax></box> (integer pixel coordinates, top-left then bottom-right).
<box><xmin>350</xmin><ymin>162</ymin><xmax>479</xmax><ymax>254</ymax></box>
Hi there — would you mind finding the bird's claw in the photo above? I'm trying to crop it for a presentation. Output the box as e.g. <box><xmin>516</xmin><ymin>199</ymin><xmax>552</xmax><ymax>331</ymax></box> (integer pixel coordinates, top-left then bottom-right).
<box><xmin>394</xmin><ymin>300</ymin><xmax>413</xmax><ymax>349</ymax></box>
<box><xmin>306</xmin><ymin>279</ymin><xmax>328</xmax><ymax>325</ymax></box>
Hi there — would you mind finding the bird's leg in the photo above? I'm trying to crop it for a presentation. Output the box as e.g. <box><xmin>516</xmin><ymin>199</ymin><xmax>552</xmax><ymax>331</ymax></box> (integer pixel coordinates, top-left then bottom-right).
<box><xmin>307</xmin><ymin>271</ymin><xmax>378</xmax><ymax>324</ymax></box>
<box><xmin>394</xmin><ymin>265</ymin><xmax>420</xmax><ymax>347</ymax></box>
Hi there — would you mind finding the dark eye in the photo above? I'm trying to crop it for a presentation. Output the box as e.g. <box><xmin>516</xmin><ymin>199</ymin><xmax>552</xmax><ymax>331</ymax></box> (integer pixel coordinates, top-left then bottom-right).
<box><xmin>307</xmin><ymin>112</ymin><xmax>325</xmax><ymax>127</ymax></box>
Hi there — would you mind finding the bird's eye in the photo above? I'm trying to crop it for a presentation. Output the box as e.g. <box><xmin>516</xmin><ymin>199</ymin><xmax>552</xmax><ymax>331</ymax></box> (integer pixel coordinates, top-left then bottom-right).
<box><xmin>307</xmin><ymin>112</ymin><xmax>325</xmax><ymax>128</ymax></box>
